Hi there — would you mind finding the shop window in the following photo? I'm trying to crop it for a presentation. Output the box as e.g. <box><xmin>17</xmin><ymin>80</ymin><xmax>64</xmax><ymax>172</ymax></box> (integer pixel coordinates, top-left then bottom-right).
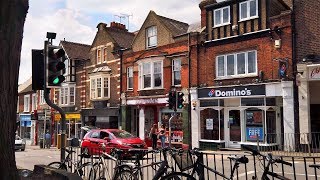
<box><xmin>266</xmin><ymin>109</ymin><xmax>277</xmax><ymax>143</ymax></box>
<box><xmin>266</xmin><ymin>98</ymin><xmax>276</xmax><ymax>106</ymax></box>
<box><xmin>161</xmin><ymin>112</ymin><xmax>184</xmax><ymax>143</ymax></box>
<box><xmin>245</xmin><ymin>109</ymin><xmax>264</xmax><ymax>142</ymax></box>
<box><xmin>200</xmin><ymin>109</ymin><xmax>224</xmax><ymax>140</ymax></box>
<box><xmin>241</xmin><ymin>98</ymin><xmax>264</xmax><ymax>106</ymax></box>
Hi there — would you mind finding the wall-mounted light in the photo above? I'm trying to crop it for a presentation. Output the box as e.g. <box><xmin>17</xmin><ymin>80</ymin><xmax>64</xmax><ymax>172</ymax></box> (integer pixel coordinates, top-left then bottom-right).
<box><xmin>192</xmin><ymin>101</ymin><xmax>197</xmax><ymax>110</ymax></box>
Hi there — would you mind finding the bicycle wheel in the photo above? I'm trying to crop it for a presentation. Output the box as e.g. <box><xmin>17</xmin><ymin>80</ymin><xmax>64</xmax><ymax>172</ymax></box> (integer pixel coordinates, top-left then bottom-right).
<box><xmin>160</xmin><ymin>172</ymin><xmax>196</xmax><ymax>180</ymax></box>
<box><xmin>89</xmin><ymin>161</ymin><xmax>106</xmax><ymax>180</ymax></box>
<box><xmin>114</xmin><ymin>169</ymin><xmax>136</xmax><ymax>180</ymax></box>
<box><xmin>79</xmin><ymin>162</ymin><xmax>95</xmax><ymax>180</ymax></box>
<box><xmin>48</xmin><ymin>162</ymin><xmax>67</xmax><ymax>170</ymax></box>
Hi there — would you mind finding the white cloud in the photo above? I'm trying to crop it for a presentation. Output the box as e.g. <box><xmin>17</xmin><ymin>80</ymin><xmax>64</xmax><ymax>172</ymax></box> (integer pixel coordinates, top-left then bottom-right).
<box><xmin>19</xmin><ymin>0</ymin><xmax>202</xmax><ymax>84</ymax></box>
<box><xmin>19</xmin><ymin>7</ymin><xmax>95</xmax><ymax>84</ymax></box>
<box><xmin>66</xmin><ymin>0</ymin><xmax>201</xmax><ymax>30</ymax></box>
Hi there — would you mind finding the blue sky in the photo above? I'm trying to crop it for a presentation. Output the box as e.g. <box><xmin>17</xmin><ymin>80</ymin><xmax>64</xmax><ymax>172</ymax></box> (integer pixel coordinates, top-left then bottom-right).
<box><xmin>19</xmin><ymin>0</ymin><xmax>201</xmax><ymax>84</ymax></box>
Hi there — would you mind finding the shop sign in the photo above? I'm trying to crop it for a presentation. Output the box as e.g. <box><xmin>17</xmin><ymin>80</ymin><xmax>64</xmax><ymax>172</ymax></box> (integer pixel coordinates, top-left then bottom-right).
<box><xmin>206</xmin><ymin>119</ymin><xmax>213</xmax><ymax>130</ymax></box>
<box><xmin>309</xmin><ymin>66</ymin><xmax>320</xmax><ymax>79</ymax></box>
<box><xmin>246</xmin><ymin>127</ymin><xmax>264</xmax><ymax>141</ymax></box>
<box><xmin>198</xmin><ymin>85</ymin><xmax>265</xmax><ymax>98</ymax></box>
<box><xmin>55</xmin><ymin>113</ymin><xmax>81</xmax><ymax>120</ymax></box>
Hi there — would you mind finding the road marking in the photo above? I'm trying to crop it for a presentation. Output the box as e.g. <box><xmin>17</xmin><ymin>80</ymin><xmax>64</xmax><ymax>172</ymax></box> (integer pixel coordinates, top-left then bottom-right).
<box><xmin>47</xmin><ymin>156</ymin><xmax>53</xmax><ymax>158</ymax></box>
<box><xmin>274</xmin><ymin>171</ymin><xmax>320</xmax><ymax>177</ymax></box>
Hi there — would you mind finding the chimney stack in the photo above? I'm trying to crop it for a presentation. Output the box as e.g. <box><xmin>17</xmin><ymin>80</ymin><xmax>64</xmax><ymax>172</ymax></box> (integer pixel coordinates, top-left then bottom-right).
<box><xmin>110</xmin><ymin>21</ymin><xmax>126</xmax><ymax>31</ymax></box>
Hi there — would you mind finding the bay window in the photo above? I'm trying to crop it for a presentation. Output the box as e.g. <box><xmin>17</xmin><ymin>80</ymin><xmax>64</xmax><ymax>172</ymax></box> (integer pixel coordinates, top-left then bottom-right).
<box><xmin>60</xmin><ymin>86</ymin><xmax>75</xmax><ymax>106</ymax></box>
<box><xmin>90</xmin><ymin>75</ymin><xmax>110</xmax><ymax>100</ymax></box>
<box><xmin>138</xmin><ymin>60</ymin><xmax>163</xmax><ymax>90</ymax></box>
<box><xmin>216</xmin><ymin>50</ymin><xmax>257</xmax><ymax>78</ymax></box>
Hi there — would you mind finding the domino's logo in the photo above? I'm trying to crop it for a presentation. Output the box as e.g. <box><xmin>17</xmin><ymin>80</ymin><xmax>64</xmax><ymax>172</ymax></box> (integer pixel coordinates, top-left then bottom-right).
<box><xmin>208</xmin><ymin>89</ymin><xmax>215</xmax><ymax>97</ymax></box>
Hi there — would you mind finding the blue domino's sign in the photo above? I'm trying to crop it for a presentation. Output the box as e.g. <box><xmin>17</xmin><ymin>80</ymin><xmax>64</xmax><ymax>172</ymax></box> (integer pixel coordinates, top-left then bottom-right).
<box><xmin>246</xmin><ymin>127</ymin><xmax>264</xmax><ymax>141</ymax></box>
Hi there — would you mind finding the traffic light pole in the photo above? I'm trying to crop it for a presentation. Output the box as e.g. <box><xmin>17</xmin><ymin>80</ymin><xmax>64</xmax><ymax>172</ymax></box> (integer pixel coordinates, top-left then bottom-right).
<box><xmin>44</xmin><ymin>40</ymin><xmax>66</xmax><ymax>161</ymax></box>
<box><xmin>168</xmin><ymin>91</ymin><xmax>178</xmax><ymax>147</ymax></box>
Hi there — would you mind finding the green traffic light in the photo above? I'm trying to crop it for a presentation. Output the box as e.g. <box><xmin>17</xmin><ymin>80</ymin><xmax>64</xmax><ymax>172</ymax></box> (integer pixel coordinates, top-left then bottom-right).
<box><xmin>53</xmin><ymin>77</ymin><xmax>60</xmax><ymax>84</ymax></box>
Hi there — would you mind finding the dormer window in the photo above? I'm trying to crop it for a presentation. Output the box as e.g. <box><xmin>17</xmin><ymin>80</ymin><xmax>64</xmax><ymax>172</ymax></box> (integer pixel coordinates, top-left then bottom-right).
<box><xmin>146</xmin><ymin>26</ymin><xmax>157</xmax><ymax>48</ymax></box>
<box><xmin>239</xmin><ymin>0</ymin><xmax>258</xmax><ymax>21</ymax></box>
<box><xmin>214</xmin><ymin>6</ymin><xmax>230</xmax><ymax>27</ymax></box>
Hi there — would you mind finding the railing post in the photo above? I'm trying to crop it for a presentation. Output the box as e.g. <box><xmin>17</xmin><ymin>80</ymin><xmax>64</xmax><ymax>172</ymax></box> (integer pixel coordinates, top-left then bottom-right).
<box><xmin>307</xmin><ymin>132</ymin><xmax>311</xmax><ymax>156</ymax></box>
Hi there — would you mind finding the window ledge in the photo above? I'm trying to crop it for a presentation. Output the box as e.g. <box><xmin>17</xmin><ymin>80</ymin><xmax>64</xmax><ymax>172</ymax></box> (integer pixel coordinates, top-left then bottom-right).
<box><xmin>239</xmin><ymin>16</ymin><xmax>259</xmax><ymax>23</ymax></box>
<box><xmin>215</xmin><ymin>74</ymin><xmax>258</xmax><ymax>80</ymax></box>
<box><xmin>91</xmin><ymin>98</ymin><xmax>110</xmax><ymax>101</ymax></box>
<box><xmin>199</xmin><ymin>139</ymin><xmax>225</xmax><ymax>143</ymax></box>
<box><xmin>60</xmin><ymin>105</ymin><xmax>75</xmax><ymax>107</ymax></box>
<box><xmin>172</xmin><ymin>85</ymin><xmax>182</xmax><ymax>87</ymax></box>
<box><xmin>126</xmin><ymin>89</ymin><xmax>134</xmax><ymax>92</ymax></box>
<box><xmin>213</xmin><ymin>23</ymin><xmax>231</xmax><ymax>28</ymax></box>
<box><xmin>138</xmin><ymin>88</ymin><xmax>165</xmax><ymax>91</ymax></box>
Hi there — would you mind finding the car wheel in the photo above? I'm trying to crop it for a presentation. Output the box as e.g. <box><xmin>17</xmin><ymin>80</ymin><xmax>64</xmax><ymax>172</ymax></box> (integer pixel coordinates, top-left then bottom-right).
<box><xmin>21</xmin><ymin>148</ymin><xmax>25</xmax><ymax>151</ymax></box>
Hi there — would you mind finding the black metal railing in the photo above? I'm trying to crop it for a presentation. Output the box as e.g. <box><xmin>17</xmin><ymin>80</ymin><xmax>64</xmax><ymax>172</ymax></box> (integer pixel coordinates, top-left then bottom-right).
<box><xmin>64</xmin><ymin>146</ymin><xmax>320</xmax><ymax>180</ymax></box>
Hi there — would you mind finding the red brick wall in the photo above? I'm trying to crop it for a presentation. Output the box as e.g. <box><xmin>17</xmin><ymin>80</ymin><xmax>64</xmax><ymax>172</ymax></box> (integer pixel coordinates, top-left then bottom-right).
<box><xmin>190</xmin><ymin>13</ymin><xmax>292</xmax><ymax>87</ymax></box>
<box><xmin>122</xmin><ymin>40</ymin><xmax>189</xmax><ymax>97</ymax></box>
<box><xmin>294</xmin><ymin>0</ymin><xmax>320</xmax><ymax>61</ymax></box>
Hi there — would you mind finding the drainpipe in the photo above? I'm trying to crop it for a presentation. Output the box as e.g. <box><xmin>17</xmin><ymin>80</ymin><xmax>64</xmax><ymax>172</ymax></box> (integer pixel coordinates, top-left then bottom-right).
<box><xmin>188</xmin><ymin>32</ymin><xmax>192</xmax><ymax>149</ymax></box>
<box><xmin>291</xmin><ymin>0</ymin><xmax>300</xmax><ymax>147</ymax></box>
<box><xmin>119</xmin><ymin>49</ymin><xmax>123</xmax><ymax>130</ymax></box>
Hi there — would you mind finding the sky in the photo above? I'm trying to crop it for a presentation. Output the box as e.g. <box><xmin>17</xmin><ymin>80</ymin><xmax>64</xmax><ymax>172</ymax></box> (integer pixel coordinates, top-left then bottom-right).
<box><xmin>19</xmin><ymin>0</ymin><xmax>202</xmax><ymax>84</ymax></box>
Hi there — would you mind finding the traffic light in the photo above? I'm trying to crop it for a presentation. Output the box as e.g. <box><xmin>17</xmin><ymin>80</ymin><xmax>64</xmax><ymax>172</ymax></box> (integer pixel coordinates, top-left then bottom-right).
<box><xmin>177</xmin><ymin>92</ymin><xmax>184</xmax><ymax>109</ymax></box>
<box><xmin>168</xmin><ymin>91</ymin><xmax>176</xmax><ymax>110</ymax></box>
<box><xmin>46</xmin><ymin>44</ymin><xmax>66</xmax><ymax>88</ymax></box>
<box><xmin>32</xmin><ymin>49</ymin><xmax>44</xmax><ymax>90</ymax></box>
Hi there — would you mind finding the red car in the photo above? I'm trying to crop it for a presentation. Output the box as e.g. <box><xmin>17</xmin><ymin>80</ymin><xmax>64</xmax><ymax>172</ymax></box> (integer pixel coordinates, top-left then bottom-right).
<box><xmin>81</xmin><ymin>129</ymin><xmax>147</xmax><ymax>156</ymax></box>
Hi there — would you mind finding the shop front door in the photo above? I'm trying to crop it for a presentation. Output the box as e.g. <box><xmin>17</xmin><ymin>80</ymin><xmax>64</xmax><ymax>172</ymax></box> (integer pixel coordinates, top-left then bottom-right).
<box><xmin>227</xmin><ymin>109</ymin><xmax>241</xmax><ymax>148</ymax></box>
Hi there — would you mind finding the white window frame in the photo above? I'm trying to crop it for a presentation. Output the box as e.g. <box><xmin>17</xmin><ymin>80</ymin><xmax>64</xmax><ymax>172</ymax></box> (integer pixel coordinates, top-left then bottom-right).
<box><xmin>97</xmin><ymin>48</ymin><xmax>102</xmax><ymax>64</ymax></box>
<box><xmin>127</xmin><ymin>66</ymin><xmax>133</xmax><ymax>90</ymax></box>
<box><xmin>31</xmin><ymin>93</ymin><xmax>37</xmax><ymax>111</ymax></box>
<box><xmin>138</xmin><ymin>59</ymin><xmax>163</xmax><ymax>90</ymax></box>
<box><xmin>59</xmin><ymin>85</ymin><xmax>75</xmax><ymax>106</ymax></box>
<box><xmin>239</xmin><ymin>0</ymin><xmax>258</xmax><ymax>21</ymax></box>
<box><xmin>146</xmin><ymin>26</ymin><xmax>157</xmax><ymax>48</ymax></box>
<box><xmin>213</xmin><ymin>6</ymin><xmax>230</xmax><ymax>27</ymax></box>
<box><xmin>172</xmin><ymin>59</ymin><xmax>181</xmax><ymax>86</ymax></box>
<box><xmin>103</xmin><ymin>47</ymin><xmax>107</xmax><ymax>62</ymax></box>
<box><xmin>90</xmin><ymin>75</ymin><xmax>111</xmax><ymax>100</ymax></box>
<box><xmin>216</xmin><ymin>50</ymin><xmax>257</xmax><ymax>79</ymax></box>
<box><xmin>39</xmin><ymin>90</ymin><xmax>45</xmax><ymax>104</ymax></box>
<box><xmin>24</xmin><ymin>95</ymin><xmax>30</xmax><ymax>112</ymax></box>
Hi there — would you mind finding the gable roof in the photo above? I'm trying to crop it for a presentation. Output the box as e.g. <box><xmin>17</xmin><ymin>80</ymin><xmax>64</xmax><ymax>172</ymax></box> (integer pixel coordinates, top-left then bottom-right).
<box><xmin>106</xmin><ymin>27</ymin><xmax>135</xmax><ymax>49</ymax></box>
<box><xmin>157</xmin><ymin>14</ymin><xmax>189</xmax><ymax>37</ymax></box>
<box><xmin>18</xmin><ymin>77</ymin><xmax>33</xmax><ymax>94</ymax></box>
<box><xmin>60</xmin><ymin>41</ymin><xmax>90</xmax><ymax>61</ymax></box>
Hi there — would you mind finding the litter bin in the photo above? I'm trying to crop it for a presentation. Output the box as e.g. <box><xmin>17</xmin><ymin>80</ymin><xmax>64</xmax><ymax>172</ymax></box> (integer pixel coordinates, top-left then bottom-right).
<box><xmin>56</xmin><ymin>134</ymin><xmax>67</xmax><ymax>149</ymax></box>
<box><xmin>39</xmin><ymin>138</ymin><xmax>44</xmax><ymax>149</ymax></box>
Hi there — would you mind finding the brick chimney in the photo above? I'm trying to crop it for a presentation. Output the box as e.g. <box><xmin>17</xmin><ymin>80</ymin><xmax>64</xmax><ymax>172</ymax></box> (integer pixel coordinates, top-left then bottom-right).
<box><xmin>97</xmin><ymin>23</ymin><xmax>107</xmax><ymax>31</ymax></box>
<box><xmin>110</xmin><ymin>21</ymin><xmax>126</xmax><ymax>31</ymax></box>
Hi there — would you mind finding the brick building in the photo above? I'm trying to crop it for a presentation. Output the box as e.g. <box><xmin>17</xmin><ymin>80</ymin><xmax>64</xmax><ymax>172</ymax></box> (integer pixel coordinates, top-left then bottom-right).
<box><xmin>190</xmin><ymin>0</ymin><xmax>293</xmax><ymax>150</ymax></box>
<box><xmin>121</xmin><ymin>11</ymin><xmax>200</xmax><ymax>146</ymax></box>
<box><xmin>80</xmin><ymin>22</ymin><xmax>135</xmax><ymax>132</ymax></box>
<box><xmin>292</xmin><ymin>0</ymin><xmax>320</xmax><ymax>149</ymax></box>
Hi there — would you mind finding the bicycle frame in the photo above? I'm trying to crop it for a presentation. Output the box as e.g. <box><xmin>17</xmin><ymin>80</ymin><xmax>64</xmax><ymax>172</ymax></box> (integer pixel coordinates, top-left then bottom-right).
<box><xmin>260</xmin><ymin>154</ymin><xmax>291</xmax><ymax>180</ymax></box>
<box><xmin>190</xmin><ymin>153</ymin><xmax>241</xmax><ymax>180</ymax></box>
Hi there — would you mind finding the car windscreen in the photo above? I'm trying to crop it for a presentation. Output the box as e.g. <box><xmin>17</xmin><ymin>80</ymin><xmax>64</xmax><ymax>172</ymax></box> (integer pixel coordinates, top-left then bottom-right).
<box><xmin>111</xmin><ymin>131</ymin><xmax>135</xmax><ymax>138</ymax></box>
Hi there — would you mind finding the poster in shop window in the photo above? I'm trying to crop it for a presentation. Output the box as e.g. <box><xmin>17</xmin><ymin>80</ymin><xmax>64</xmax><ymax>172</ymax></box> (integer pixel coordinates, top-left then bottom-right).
<box><xmin>246</xmin><ymin>127</ymin><xmax>264</xmax><ymax>141</ymax></box>
<box><xmin>206</xmin><ymin>119</ymin><xmax>213</xmax><ymax>130</ymax></box>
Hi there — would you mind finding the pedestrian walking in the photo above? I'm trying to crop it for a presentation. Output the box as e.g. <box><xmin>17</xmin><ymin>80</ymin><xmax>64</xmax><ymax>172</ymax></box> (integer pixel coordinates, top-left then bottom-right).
<box><xmin>158</xmin><ymin>124</ymin><xmax>166</xmax><ymax>148</ymax></box>
<box><xmin>150</xmin><ymin>124</ymin><xmax>158</xmax><ymax>149</ymax></box>
<box><xmin>45</xmin><ymin>131</ymin><xmax>51</xmax><ymax>149</ymax></box>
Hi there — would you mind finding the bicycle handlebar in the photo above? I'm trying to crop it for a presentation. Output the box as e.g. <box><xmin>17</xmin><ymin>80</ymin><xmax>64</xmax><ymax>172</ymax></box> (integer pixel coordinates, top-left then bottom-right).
<box><xmin>242</xmin><ymin>145</ymin><xmax>261</xmax><ymax>156</ymax></box>
<box><xmin>228</xmin><ymin>156</ymin><xmax>249</xmax><ymax>164</ymax></box>
<box><xmin>275</xmin><ymin>158</ymin><xmax>292</xmax><ymax>166</ymax></box>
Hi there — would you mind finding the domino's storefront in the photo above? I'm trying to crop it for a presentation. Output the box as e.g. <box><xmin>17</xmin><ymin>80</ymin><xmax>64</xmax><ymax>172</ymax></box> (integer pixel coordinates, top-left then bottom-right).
<box><xmin>190</xmin><ymin>82</ymin><xmax>295</xmax><ymax>150</ymax></box>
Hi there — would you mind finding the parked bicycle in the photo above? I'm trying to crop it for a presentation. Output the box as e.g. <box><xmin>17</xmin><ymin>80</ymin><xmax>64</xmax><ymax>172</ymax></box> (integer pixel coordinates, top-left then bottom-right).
<box><xmin>89</xmin><ymin>144</ymin><xmax>137</xmax><ymax>180</ymax></box>
<box><xmin>113</xmin><ymin>147</ymin><xmax>197</xmax><ymax>180</ymax></box>
<box><xmin>242</xmin><ymin>145</ymin><xmax>292</xmax><ymax>180</ymax></box>
<box><xmin>160</xmin><ymin>148</ymin><xmax>249</xmax><ymax>180</ymax></box>
<box><xmin>48</xmin><ymin>147</ymin><xmax>94</xmax><ymax>179</ymax></box>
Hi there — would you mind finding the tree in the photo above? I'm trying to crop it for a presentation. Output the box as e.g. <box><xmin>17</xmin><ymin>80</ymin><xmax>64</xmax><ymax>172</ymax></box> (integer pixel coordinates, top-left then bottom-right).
<box><xmin>0</xmin><ymin>0</ymin><xmax>28</xmax><ymax>178</ymax></box>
